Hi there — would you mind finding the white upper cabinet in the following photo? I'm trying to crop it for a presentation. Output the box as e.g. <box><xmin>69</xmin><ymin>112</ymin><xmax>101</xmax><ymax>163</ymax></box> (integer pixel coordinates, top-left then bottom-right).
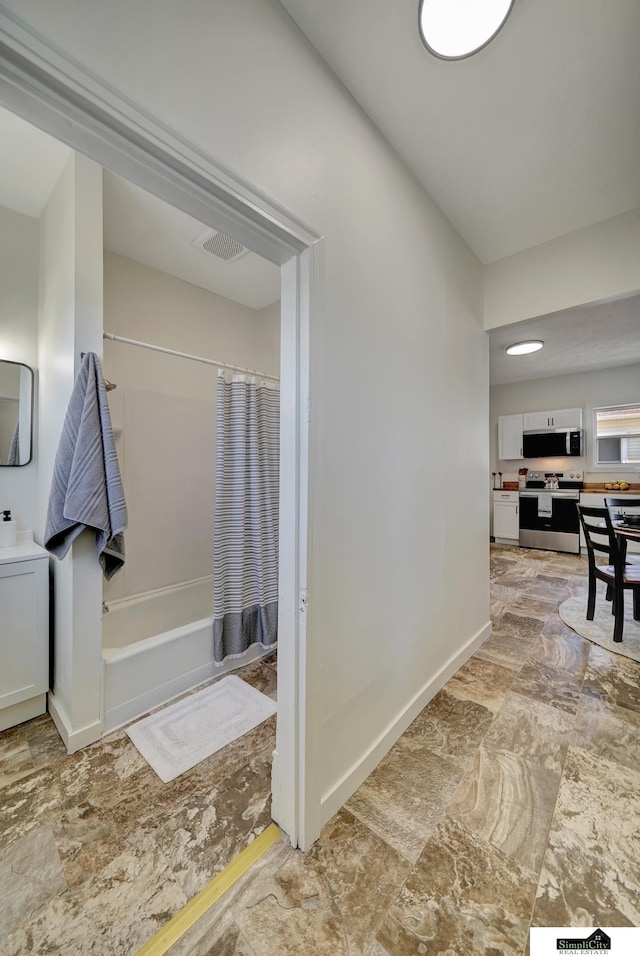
<box><xmin>523</xmin><ymin>408</ymin><xmax>582</xmax><ymax>430</ymax></box>
<box><xmin>523</xmin><ymin>411</ymin><xmax>552</xmax><ymax>431</ymax></box>
<box><xmin>551</xmin><ymin>408</ymin><xmax>582</xmax><ymax>429</ymax></box>
<box><xmin>498</xmin><ymin>413</ymin><xmax>523</xmax><ymax>460</ymax></box>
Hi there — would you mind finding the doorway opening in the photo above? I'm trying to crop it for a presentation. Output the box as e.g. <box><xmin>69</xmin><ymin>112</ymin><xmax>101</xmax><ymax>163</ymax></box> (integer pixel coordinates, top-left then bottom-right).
<box><xmin>0</xmin><ymin>35</ymin><xmax>319</xmax><ymax>852</ymax></box>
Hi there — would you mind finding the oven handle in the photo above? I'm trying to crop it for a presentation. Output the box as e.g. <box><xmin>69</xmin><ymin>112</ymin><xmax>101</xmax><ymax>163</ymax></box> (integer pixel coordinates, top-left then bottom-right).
<box><xmin>519</xmin><ymin>492</ymin><xmax>579</xmax><ymax>499</ymax></box>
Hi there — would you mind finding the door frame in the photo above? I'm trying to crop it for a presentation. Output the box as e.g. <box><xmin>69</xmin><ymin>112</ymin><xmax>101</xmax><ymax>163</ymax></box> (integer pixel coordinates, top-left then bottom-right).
<box><xmin>0</xmin><ymin>14</ymin><xmax>320</xmax><ymax>849</ymax></box>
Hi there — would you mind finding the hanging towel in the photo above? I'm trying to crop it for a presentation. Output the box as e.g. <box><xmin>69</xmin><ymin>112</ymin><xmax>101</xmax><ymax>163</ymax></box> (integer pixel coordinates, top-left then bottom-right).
<box><xmin>45</xmin><ymin>352</ymin><xmax>127</xmax><ymax>580</ymax></box>
<box><xmin>537</xmin><ymin>496</ymin><xmax>553</xmax><ymax>519</ymax></box>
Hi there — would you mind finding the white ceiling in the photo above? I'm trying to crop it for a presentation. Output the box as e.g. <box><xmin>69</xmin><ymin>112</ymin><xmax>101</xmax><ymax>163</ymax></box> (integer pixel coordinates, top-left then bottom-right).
<box><xmin>2</xmin><ymin>63</ymin><xmax>639</xmax><ymax>377</ymax></box>
<box><xmin>102</xmin><ymin>172</ymin><xmax>281</xmax><ymax>311</ymax></box>
<box><xmin>0</xmin><ymin>105</ymin><xmax>280</xmax><ymax>312</ymax></box>
<box><xmin>279</xmin><ymin>0</ymin><xmax>640</xmax><ymax>264</ymax></box>
<box><xmin>0</xmin><ymin>107</ymin><xmax>70</xmax><ymax>217</ymax></box>
<box><xmin>490</xmin><ymin>292</ymin><xmax>640</xmax><ymax>386</ymax></box>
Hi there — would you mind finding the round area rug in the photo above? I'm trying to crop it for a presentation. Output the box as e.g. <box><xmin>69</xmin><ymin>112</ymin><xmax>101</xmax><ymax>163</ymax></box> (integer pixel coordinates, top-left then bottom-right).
<box><xmin>559</xmin><ymin>595</ymin><xmax>640</xmax><ymax>662</ymax></box>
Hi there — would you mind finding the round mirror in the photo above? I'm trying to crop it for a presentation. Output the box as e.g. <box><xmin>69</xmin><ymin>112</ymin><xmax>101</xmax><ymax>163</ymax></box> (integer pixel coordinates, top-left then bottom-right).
<box><xmin>419</xmin><ymin>0</ymin><xmax>515</xmax><ymax>60</ymax></box>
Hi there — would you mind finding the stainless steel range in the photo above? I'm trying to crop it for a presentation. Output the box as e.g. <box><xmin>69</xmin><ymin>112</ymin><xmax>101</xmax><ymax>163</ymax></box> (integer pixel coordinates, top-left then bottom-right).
<box><xmin>519</xmin><ymin>472</ymin><xmax>584</xmax><ymax>554</ymax></box>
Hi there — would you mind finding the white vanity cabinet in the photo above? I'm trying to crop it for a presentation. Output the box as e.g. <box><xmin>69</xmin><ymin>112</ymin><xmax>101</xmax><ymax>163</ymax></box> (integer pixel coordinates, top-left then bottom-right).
<box><xmin>493</xmin><ymin>490</ymin><xmax>520</xmax><ymax>544</ymax></box>
<box><xmin>0</xmin><ymin>541</ymin><xmax>49</xmax><ymax>732</ymax></box>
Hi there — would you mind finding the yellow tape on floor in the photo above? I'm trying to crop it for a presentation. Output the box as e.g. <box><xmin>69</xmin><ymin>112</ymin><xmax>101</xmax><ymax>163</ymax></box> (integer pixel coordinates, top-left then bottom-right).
<box><xmin>136</xmin><ymin>822</ymin><xmax>281</xmax><ymax>956</ymax></box>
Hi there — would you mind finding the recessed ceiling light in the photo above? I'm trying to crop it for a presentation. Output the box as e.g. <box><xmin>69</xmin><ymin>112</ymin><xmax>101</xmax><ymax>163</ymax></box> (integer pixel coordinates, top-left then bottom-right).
<box><xmin>419</xmin><ymin>0</ymin><xmax>515</xmax><ymax>61</ymax></box>
<box><xmin>506</xmin><ymin>340</ymin><xmax>544</xmax><ymax>356</ymax></box>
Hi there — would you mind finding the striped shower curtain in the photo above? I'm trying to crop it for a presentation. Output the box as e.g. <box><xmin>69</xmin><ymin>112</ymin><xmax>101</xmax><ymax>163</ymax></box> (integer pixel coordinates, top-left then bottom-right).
<box><xmin>213</xmin><ymin>371</ymin><xmax>280</xmax><ymax>664</ymax></box>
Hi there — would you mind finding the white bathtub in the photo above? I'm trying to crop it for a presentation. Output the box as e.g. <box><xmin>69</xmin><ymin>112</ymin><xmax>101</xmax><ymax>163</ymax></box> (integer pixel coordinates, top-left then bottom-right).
<box><xmin>102</xmin><ymin>577</ymin><xmax>273</xmax><ymax>732</ymax></box>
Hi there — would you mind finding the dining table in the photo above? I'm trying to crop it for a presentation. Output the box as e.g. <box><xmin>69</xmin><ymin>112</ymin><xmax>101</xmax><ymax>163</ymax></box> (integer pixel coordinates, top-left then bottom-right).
<box><xmin>612</xmin><ymin>521</ymin><xmax>640</xmax><ymax>564</ymax></box>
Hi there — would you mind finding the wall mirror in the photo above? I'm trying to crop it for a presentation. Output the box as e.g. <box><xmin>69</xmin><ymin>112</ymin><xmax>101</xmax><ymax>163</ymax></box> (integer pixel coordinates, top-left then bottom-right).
<box><xmin>0</xmin><ymin>360</ymin><xmax>34</xmax><ymax>466</ymax></box>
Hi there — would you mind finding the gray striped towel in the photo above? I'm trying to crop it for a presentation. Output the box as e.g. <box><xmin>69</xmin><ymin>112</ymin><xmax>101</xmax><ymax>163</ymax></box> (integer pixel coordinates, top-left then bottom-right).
<box><xmin>45</xmin><ymin>352</ymin><xmax>127</xmax><ymax>580</ymax></box>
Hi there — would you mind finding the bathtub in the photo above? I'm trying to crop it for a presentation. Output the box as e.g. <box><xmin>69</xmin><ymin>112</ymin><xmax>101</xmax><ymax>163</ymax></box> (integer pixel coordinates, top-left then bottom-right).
<box><xmin>102</xmin><ymin>577</ymin><xmax>273</xmax><ymax>732</ymax></box>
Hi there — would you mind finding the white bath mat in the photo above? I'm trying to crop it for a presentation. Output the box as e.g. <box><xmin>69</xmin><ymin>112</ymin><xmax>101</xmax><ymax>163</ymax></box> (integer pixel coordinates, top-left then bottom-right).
<box><xmin>126</xmin><ymin>675</ymin><xmax>277</xmax><ymax>782</ymax></box>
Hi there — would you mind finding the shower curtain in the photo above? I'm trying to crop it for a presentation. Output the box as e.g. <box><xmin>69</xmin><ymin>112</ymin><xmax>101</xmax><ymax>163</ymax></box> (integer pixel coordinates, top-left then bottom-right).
<box><xmin>213</xmin><ymin>370</ymin><xmax>280</xmax><ymax>664</ymax></box>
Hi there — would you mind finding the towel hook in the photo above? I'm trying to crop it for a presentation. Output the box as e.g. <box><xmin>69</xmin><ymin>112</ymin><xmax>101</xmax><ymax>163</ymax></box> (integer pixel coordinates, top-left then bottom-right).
<box><xmin>79</xmin><ymin>352</ymin><xmax>117</xmax><ymax>391</ymax></box>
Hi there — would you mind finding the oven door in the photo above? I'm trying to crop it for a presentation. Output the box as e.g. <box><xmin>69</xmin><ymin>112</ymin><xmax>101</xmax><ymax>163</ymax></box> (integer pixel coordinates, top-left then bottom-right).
<box><xmin>519</xmin><ymin>492</ymin><xmax>580</xmax><ymax>553</ymax></box>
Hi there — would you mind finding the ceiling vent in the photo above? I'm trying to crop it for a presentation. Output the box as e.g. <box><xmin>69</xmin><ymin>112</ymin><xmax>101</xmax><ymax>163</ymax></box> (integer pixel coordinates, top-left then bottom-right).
<box><xmin>192</xmin><ymin>229</ymin><xmax>248</xmax><ymax>263</ymax></box>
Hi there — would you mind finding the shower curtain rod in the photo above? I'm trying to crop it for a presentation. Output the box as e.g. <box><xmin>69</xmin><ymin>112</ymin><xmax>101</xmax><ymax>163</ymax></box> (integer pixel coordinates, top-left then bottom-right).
<box><xmin>102</xmin><ymin>331</ymin><xmax>280</xmax><ymax>382</ymax></box>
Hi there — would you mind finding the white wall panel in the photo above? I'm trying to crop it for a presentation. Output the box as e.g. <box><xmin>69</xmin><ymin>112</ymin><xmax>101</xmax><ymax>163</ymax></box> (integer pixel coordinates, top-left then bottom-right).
<box><xmin>485</xmin><ymin>208</ymin><xmax>640</xmax><ymax>330</ymax></box>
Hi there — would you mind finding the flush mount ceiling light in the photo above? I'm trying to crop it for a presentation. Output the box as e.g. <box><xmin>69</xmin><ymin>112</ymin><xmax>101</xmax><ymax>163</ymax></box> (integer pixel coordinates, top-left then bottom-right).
<box><xmin>419</xmin><ymin>0</ymin><xmax>515</xmax><ymax>60</ymax></box>
<box><xmin>506</xmin><ymin>340</ymin><xmax>544</xmax><ymax>356</ymax></box>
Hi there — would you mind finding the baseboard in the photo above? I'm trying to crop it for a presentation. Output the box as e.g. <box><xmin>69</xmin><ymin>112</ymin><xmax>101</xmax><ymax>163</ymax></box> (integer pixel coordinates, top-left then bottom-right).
<box><xmin>319</xmin><ymin>619</ymin><xmax>492</xmax><ymax>827</ymax></box>
<box><xmin>0</xmin><ymin>694</ymin><xmax>46</xmax><ymax>733</ymax></box>
<box><xmin>48</xmin><ymin>693</ymin><xmax>103</xmax><ymax>754</ymax></box>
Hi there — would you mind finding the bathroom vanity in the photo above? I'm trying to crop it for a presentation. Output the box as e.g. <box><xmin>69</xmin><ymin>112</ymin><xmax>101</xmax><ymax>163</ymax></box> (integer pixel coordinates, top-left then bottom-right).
<box><xmin>0</xmin><ymin>539</ymin><xmax>49</xmax><ymax>732</ymax></box>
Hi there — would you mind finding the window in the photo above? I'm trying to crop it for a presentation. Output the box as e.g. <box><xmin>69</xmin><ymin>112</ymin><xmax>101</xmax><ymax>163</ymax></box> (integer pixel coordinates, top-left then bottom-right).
<box><xmin>593</xmin><ymin>404</ymin><xmax>640</xmax><ymax>466</ymax></box>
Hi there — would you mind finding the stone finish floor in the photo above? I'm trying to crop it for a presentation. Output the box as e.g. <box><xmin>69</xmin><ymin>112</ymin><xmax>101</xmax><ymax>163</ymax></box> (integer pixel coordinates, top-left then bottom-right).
<box><xmin>168</xmin><ymin>546</ymin><xmax>640</xmax><ymax>956</ymax></box>
<box><xmin>3</xmin><ymin>546</ymin><xmax>640</xmax><ymax>954</ymax></box>
<box><xmin>0</xmin><ymin>657</ymin><xmax>277</xmax><ymax>954</ymax></box>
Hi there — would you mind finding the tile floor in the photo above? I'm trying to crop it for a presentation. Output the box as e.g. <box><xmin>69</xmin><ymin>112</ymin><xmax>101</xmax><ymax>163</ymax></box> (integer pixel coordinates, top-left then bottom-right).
<box><xmin>2</xmin><ymin>545</ymin><xmax>640</xmax><ymax>954</ymax></box>
<box><xmin>167</xmin><ymin>545</ymin><xmax>640</xmax><ymax>956</ymax></box>
<box><xmin>0</xmin><ymin>657</ymin><xmax>277</xmax><ymax>954</ymax></box>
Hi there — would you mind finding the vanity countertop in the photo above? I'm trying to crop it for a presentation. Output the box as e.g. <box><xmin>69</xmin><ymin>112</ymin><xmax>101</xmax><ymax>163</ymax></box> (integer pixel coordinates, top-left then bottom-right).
<box><xmin>0</xmin><ymin>538</ymin><xmax>49</xmax><ymax>565</ymax></box>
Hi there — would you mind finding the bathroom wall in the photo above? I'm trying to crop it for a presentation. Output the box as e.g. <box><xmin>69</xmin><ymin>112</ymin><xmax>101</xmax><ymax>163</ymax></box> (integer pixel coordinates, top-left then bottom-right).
<box><xmin>0</xmin><ymin>204</ymin><xmax>39</xmax><ymax>530</ymax></box>
<box><xmin>37</xmin><ymin>153</ymin><xmax>104</xmax><ymax>751</ymax></box>
<box><xmin>102</xmin><ymin>251</ymin><xmax>280</xmax><ymax>603</ymax></box>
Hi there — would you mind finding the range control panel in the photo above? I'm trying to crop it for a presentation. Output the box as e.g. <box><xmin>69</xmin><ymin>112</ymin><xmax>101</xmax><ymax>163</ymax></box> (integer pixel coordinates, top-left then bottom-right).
<box><xmin>528</xmin><ymin>471</ymin><xmax>583</xmax><ymax>481</ymax></box>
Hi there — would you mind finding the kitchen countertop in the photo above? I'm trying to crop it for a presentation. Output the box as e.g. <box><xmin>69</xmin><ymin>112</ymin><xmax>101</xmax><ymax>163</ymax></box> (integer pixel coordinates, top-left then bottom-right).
<box><xmin>582</xmin><ymin>484</ymin><xmax>640</xmax><ymax>494</ymax></box>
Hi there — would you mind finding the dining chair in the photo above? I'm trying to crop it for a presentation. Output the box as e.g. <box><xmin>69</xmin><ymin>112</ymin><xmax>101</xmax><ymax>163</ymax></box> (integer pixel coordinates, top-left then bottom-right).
<box><xmin>577</xmin><ymin>504</ymin><xmax>640</xmax><ymax>643</ymax></box>
<box><xmin>604</xmin><ymin>497</ymin><xmax>640</xmax><ymax>566</ymax></box>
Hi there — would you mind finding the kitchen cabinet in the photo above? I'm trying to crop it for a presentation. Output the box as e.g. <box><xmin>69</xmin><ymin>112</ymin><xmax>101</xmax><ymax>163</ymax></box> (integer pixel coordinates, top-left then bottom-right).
<box><xmin>0</xmin><ymin>541</ymin><xmax>49</xmax><ymax>732</ymax></box>
<box><xmin>498</xmin><ymin>414</ymin><xmax>523</xmax><ymax>460</ymax></box>
<box><xmin>523</xmin><ymin>408</ymin><xmax>582</xmax><ymax>430</ymax></box>
<box><xmin>552</xmin><ymin>408</ymin><xmax>582</xmax><ymax>429</ymax></box>
<box><xmin>523</xmin><ymin>411</ymin><xmax>552</xmax><ymax>431</ymax></box>
<box><xmin>493</xmin><ymin>490</ymin><xmax>519</xmax><ymax>544</ymax></box>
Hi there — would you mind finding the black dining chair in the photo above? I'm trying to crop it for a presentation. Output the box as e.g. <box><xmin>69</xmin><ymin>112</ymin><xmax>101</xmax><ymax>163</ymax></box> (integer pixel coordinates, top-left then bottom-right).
<box><xmin>604</xmin><ymin>496</ymin><xmax>640</xmax><ymax>511</ymax></box>
<box><xmin>577</xmin><ymin>504</ymin><xmax>640</xmax><ymax>642</ymax></box>
<box><xmin>605</xmin><ymin>497</ymin><xmax>640</xmax><ymax>566</ymax></box>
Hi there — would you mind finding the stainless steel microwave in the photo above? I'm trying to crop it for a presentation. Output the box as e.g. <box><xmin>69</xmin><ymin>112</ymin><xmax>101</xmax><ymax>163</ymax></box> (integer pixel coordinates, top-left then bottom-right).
<box><xmin>522</xmin><ymin>429</ymin><xmax>582</xmax><ymax>458</ymax></box>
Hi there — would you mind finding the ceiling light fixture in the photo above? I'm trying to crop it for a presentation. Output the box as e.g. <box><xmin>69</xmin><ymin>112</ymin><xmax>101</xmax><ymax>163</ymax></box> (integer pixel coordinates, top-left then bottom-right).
<box><xmin>506</xmin><ymin>340</ymin><xmax>544</xmax><ymax>356</ymax></box>
<box><xmin>419</xmin><ymin>0</ymin><xmax>515</xmax><ymax>61</ymax></box>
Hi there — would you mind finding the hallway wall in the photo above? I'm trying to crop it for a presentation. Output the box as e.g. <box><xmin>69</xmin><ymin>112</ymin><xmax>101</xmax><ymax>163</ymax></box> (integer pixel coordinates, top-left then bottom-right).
<box><xmin>5</xmin><ymin>0</ymin><xmax>490</xmax><ymax>842</ymax></box>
